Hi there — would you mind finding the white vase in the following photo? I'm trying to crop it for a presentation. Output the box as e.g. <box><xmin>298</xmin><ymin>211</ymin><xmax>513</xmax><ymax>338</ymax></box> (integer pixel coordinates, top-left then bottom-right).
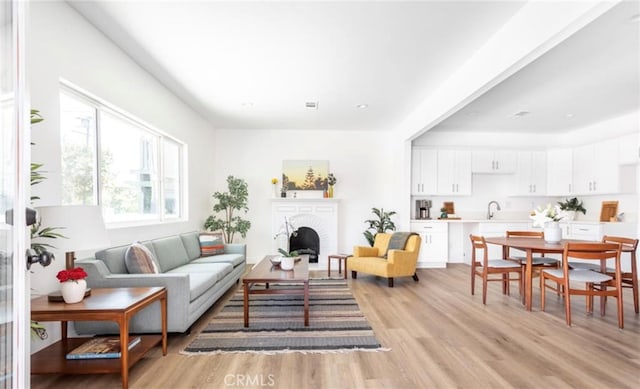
<box><xmin>61</xmin><ymin>279</ymin><xmax>87</xmax><ymax>304</ymax></box>
<box><xmin>564</xmin><ymin>210</ymin><xmax>576</xmax><ymax>221</ymax></box>
<box><xmin>280</xmin><ymin>256</ymin><xmax>295</xmax><ymax>271</ymax></box>
<box><xmin>544</xmin><ymin>222</ymin><xmax>562</xmax><ymax>243</ymax></box>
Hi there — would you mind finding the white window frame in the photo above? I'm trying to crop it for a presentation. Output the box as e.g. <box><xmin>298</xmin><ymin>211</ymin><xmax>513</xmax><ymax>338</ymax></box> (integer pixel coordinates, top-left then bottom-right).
<box><xmin>60</xmin><ymin>81</ymin><xmax>187</xmax><ymax>227</ymax></box>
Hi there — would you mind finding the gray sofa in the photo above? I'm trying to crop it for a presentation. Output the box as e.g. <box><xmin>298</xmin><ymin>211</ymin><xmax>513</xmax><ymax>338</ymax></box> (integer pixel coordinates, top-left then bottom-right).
<box><xmin>74</xmin><ymin>231</ymin><xmax>246</xmax><ymax>334</ymax></box>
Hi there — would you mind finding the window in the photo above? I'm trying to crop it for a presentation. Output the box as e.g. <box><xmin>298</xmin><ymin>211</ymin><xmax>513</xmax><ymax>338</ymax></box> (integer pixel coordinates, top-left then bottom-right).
<box><xmin>60</xmin><ymin>85</ymin><xmax>185</xmax><ymax>225</ymax></box>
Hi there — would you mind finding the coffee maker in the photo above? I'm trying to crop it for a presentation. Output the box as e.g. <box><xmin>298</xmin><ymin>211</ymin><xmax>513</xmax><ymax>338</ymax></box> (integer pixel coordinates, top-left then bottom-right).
<box><xmin>415</xmin><ymin>199</ymin><xmax>432</xmax><ymax>220</ymax></box>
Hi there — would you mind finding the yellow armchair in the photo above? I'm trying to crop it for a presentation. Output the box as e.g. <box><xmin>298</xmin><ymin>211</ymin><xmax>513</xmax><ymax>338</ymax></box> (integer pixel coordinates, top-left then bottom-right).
<box><xmin>349</xmin><ymin>232</ymin><xmax>421</xmax><ymax>287</ymax></box>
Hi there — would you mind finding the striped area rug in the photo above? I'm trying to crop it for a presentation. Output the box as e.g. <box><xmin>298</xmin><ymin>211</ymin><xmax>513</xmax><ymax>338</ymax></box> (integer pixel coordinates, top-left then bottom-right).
<box><xmin>182</xmin><ymin>279</ymin><xmax>386</xmax><ymax>354</ymax></box>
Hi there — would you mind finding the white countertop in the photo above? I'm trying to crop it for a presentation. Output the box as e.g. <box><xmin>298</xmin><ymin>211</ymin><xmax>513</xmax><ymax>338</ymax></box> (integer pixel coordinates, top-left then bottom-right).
<box><xmin>410</xmin><ymin>219</ymin><xmax>618</xmax><ymax>224</ymax></box>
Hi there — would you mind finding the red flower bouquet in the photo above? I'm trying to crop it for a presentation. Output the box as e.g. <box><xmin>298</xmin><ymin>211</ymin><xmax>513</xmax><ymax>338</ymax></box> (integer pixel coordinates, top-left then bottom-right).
<box><xmin>56</xmin><ymin>267</ymin><xmax>88</xmax><ymax>283</ymax></box>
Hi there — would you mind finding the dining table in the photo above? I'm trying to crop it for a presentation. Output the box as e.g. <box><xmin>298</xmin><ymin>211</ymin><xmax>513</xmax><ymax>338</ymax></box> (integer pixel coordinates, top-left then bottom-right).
<box><xmin>484</xmin><ymin>237</ymin><xmax>636</xmax><ymax>311</ymax></box>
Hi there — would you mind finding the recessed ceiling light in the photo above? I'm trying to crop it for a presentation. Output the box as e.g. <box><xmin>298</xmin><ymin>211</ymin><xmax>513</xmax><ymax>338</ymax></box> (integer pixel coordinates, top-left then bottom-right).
<box><xmin>629</xmin><ymin>14</ymin><xmax>640</xmax><ymax>23</ymax></box>
<box><xmin>356</xmin><ymin>104</ymin><xmax>368</xmax><ymax>109</ymax></box>
<box><xmin>241</xmin><ymin>102</ymin><xmax>254</xmax><ymax>108</ymax></box>
<box><xmin>513</xmin><ymin>110</ymin><xmax>530</xmax><ymax>117</ymax></box>
<box><xmin>565</xmin><ymin>113</ymin><xmax>575</xmax><ymax>119</ymax></box>
<box><xmin>305</xmin><ymin>102</ymin><xmax>319</xmax><ymax>109</ymax></box>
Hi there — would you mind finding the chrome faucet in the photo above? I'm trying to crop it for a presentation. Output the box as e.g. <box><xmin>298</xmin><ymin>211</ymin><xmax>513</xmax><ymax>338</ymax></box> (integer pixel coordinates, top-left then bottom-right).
<box><xmin>487</xmin><ymin>201</ymin><xmax>501</xmax><ymax>219</ymax></box>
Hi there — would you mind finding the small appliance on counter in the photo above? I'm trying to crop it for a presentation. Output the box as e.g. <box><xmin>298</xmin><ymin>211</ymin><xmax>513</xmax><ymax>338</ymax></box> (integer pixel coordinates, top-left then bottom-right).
<box><xmin>415</xmin><ymin>199</ymin><xmax>432</xmax><ymax>219</ymax></box>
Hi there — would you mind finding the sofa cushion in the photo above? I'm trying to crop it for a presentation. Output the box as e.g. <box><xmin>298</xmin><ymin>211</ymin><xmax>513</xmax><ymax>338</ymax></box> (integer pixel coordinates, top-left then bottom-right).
<box><xmin>199</xmin><ymin>232</ymin><xmax>225</xmax><ymax>256</ymax></box>
<box><xmin>124</xmin><ymin>243</ymin><xmax>160</xmax><ymax>274</ymax></box>
<box><xmin>192</xmin><ymin>253</ymin><xmax>245</xmax><ymax>267</ymax></box>
<box><xmin>180</xmin><ymin>231</ymin><xmax>202</xmax><ymax>261</ymax></box>
<box><xmin>96</xmin><ymin>241</ymin><xmax>157</xmax><ymax>274</ymax></box>
<box><xmin>166</xmin><ymin>263</ymin><xmax>233</xmax><ymax>301</ymax></box>
<box><xmin>152</xmin><ymin>236</ymin><xmax>191</xmax><ymax>272</ymax></box>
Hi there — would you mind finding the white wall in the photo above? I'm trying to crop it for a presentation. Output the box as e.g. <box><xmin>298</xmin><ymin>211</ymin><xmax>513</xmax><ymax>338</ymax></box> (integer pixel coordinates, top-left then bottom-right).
<box><xmin>28</xmin><ymin>2</ymin><xmax>216</xmax><ymax>351</ymax></box>
<box><xmin>212</xmin><ymin>129</ymin><xmax>402</xmax><ymax>262</ymax></box>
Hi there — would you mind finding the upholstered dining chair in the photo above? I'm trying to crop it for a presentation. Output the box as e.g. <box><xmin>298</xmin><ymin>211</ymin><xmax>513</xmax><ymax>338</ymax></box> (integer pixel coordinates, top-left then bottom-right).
<box><xmin>505</xmin><ymin>230</ymin><xmax>559</xmax><ymax>292</ymax></box>
<box><xmin>505</xmin><ymin>231</ymin><xmax>560</xmax><ymax>298</ymax></box>
<box><xmin>469</xmin><ymin>234</ymin><xmax>522</xmax><ymax>305</ymax></box>
<box><xmin>602</xmin><ymin>236</ymin><xmax>639</xmax><ymax>314</ymax></box>
<box><xmin>540</xmin><ymin>242</ymin><xmax>623</xmax><ymax>328</ymax></box>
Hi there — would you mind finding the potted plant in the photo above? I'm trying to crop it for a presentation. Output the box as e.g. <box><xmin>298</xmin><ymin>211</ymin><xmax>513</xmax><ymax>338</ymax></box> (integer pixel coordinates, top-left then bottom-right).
<box><xmin>557</xmin><ymin>197</ymin><xmax>586</xmax><ymax>221</ymax></box>
<box><xmin>204</xmin><ymin>175</ymin><xmax>252</xmax><ymax>243</ymax></box>
<box><xmin>363</xmin><ymin>207</ymin><xmax>397</xmax><ymax>247</ymax></box>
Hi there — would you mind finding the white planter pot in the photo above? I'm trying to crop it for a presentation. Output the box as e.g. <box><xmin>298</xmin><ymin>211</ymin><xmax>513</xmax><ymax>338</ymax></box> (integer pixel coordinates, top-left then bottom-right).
<box><xmin>544</xmin><ymin>222</ymin><xmax>562</xmax><ymax>243</ymax></box>
<box><xmin>61</xmin><ymin>279</ymin><xmax>87</xmax><ymax>304</ymax></box>
<box><xmin>280</xmin><ymin>256</ymin><xmax>295</xmax><ymax>271</ymax></box>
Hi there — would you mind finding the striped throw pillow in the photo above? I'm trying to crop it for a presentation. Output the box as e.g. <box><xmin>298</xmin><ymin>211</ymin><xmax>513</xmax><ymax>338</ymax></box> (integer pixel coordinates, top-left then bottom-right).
<box><xmin>199</xmin><ymin>233</ymin><xmax>225</xmax><ymax>256</ymax></box>
<box><xmin>124</xmin><ymin>243</ymin><xmax>160</xmax><ymax>274</ymax></box>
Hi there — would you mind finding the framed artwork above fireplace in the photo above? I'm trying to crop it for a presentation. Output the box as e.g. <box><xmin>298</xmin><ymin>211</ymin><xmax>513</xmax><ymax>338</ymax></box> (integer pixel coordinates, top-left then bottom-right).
<box><xmin>282</xmin><ymin>160</ymin><xmax>329</xmax><ymax>191</ymax></box>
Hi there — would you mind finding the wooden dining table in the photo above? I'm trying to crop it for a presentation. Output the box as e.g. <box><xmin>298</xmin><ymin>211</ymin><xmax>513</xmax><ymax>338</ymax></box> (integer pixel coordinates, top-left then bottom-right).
<box><xmin>484</xmin><ymin>237</ymin><xmax>636</xmax><ymax>311</ymax></box>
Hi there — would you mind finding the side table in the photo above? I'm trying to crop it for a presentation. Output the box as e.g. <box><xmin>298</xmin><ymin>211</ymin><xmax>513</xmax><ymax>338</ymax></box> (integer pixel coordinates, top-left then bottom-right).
<box><xmin>328</xmin><ymin>254</ymin><xmax>351</xmax><ymax>279</ymax></box>
<box><xmin>30</xmin><ymin>287</ymin><xmax>167</xmax><ymax>389</ymax></box>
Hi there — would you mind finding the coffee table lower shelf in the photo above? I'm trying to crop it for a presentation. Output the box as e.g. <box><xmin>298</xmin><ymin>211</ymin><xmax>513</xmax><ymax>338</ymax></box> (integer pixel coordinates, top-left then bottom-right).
<box><xmin>31</xmin><ymin>335</ymin><xmax>162</xmax><ymax>375</ymax></box>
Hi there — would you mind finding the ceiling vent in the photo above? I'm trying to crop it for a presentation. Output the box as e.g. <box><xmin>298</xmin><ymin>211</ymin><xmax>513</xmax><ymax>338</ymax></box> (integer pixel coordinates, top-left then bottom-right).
<box><xmin>305</xmin><ymin>102</ymin><xmax>319</xmax><ymax>109</ymax></box>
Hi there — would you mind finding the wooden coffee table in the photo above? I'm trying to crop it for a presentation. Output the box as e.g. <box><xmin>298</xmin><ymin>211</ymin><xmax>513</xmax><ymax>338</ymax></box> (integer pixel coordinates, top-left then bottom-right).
<box><xmin>30</xmin><ymin>287</ymin><xmax>167</xmax><ymax>389</ymax></box>
<box><xmin>243</xmin><ymin>255</ymin><xmax>309</xmax><ymax>327</ymax></box>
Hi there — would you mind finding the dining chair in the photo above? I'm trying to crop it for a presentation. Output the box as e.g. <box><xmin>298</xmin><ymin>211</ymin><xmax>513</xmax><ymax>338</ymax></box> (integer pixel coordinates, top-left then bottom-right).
<box><xmin>602</xmin><ymin>236</ymin><xmax>639</xmax><ymax>314</ymax></box>
<box><xmin>540</xmin><ymin>242</ymin><xmax>623</xmax><ymax>328</ymax></box>
<box><xmin>469</xmin><ymin>234</ymin><xmax>522</xmax><ymax>305</ymax></box>
<box><xmin>505</xmin><ymin>231</ymin><xmax>559</xmax><ymax>293</ymax></box>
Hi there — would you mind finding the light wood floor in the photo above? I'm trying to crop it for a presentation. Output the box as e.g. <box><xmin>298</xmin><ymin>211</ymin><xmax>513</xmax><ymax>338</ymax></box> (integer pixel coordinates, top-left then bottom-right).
<box><xmin>32</xmin><ymin>264</ymin><xmax>640</xmax><ymax>388</ymax></box>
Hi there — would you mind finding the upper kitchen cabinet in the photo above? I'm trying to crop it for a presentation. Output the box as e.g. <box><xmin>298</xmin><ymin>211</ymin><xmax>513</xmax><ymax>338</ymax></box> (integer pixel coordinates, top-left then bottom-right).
<box><xmin>546</xmin><ymin>148</ymin><xmax>573</xmax><ymax>196</ymax></box>
<box><xmin>411</xmin><ymin>148</ymin><xmax>438</xmax><ymax>195</ymax></box>
<box><xmin>572</xmin><ymin>139</ymin><xmax>619</xmax><ymax>194</ymax></box>
<box><xmin>513</xmin><ymin>151</ymin><xmax>547</xmax><ymax>195</ymax></box>
<box><xmin>471</xmin><ymin>150</ymin><xmax>516</xmax><ymax>174</ymax></box>
<box><xmin>618</xmin><ymin>132</ymin><xmax>640</xmax><ymax>165</ymax></box>
<box><xmin>437</xmin><ymin>149</ymin><xmax>471</xmax><ymax>195</ymax></box>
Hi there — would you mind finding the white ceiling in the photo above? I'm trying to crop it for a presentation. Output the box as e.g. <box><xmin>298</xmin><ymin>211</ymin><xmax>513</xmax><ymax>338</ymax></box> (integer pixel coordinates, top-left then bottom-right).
<box><xmin>69</xmin><ymin>1</ymin><xmax>639</xmax><ymax>134</ymax></box>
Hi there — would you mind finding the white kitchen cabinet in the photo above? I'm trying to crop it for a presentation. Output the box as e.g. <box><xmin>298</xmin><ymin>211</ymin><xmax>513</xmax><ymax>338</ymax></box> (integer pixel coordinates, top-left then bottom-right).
<box><xmin>411</xmin><ymin>148</ymin><xmax>438</xmax><ymax>195</ymax></box>
<box><xmin>618</xmin><ymin>132</ymin><xmax>640</xmax><ymax>165</ymax></box>
<box><xmin>471</xmin><ymin>150</ymin><xmax>516</xmax><ymax>173</ymax></box>
<box><xmin>546</xmin><ymin>148</ymin><xmax>573</xmax><ymax>196</ymax></box>
<box><xmin>410</xmin><ymin>221</ymin><xmax>448</xmax><ymax>268</ymax></box>
<box><xmin>437</xmin><ymin>149</ymin><xmax>471</xmax><ymax>195</ymax></box>
<box><xmin>513</xmin><ymin>151</ymin><xmax>547</xmax><ymax>195</ymax></box>
<box><xmin>572</xmin><ymin>139</ymin><xmax>619</xmax><ymax>194</ymax></box>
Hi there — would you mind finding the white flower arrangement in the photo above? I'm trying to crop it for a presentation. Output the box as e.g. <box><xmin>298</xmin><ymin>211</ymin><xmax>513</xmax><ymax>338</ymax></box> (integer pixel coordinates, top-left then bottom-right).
<box><xmin>529</xmin><ymin>204</ymin><xmax>568</xmax><ymax>228</ymax></box>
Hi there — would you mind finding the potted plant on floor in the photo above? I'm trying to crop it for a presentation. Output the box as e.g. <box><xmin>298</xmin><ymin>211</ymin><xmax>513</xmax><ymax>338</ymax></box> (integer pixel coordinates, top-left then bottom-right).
<box><xmin>363</xmin><ymin>207</ymin><xmax>397</xmax><ymax>247</ymax></box>
<box><xmin>204</xmin><ymin>175</ymin><xmax>251</xmax><ymax>243</ymax></box>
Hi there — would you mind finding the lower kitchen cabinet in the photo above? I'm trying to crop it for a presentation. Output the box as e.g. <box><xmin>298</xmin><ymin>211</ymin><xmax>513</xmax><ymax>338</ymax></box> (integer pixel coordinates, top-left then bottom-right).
<box><xmin>410</xmin><ymin>221</ymin><xmax>448</xmax><ymax>268</ymax></box>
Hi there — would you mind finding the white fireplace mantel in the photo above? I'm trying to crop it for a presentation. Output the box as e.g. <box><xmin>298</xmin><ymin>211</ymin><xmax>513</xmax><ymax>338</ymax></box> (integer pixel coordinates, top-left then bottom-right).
<box><xmin>271</xmin><ymin>198</ymin><xmax>339</xmax><ymax>269</ymax></box>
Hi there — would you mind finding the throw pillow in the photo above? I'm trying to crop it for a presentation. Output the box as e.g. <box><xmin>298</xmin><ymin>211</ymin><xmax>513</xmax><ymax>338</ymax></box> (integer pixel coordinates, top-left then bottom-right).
<box><xmin>124</xmin><ymin>243</ymin><xmax>160</xmax><ymax>274</ymax></box>
<box><xmin>199</xmin><ymin>232</ymin><xmax>225</xmax><ymax>256</ymax></box>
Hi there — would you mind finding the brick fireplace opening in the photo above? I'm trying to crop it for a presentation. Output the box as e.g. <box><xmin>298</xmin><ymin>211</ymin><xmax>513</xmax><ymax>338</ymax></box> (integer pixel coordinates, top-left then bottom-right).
<box><xmin>289</xmin><ymin>226</ymin><xmax>320</xmax><ymax>263</ymax></box>
<box><xmin>271</xmin><ymin>199</ymin><xmax>338</xmax><ymax>269</ymax></box>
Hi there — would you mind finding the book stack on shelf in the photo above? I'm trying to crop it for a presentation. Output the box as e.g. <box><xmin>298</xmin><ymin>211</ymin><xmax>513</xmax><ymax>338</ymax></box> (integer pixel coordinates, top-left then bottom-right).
<box><xmin>66</xmin><ymin>336</ymin><xmax>141</xmax><ymax>360</ymax></box>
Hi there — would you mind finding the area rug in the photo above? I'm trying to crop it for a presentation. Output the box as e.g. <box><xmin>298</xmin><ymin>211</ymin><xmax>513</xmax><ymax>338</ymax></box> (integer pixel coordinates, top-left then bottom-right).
<box><xmin>181</xmin><ymin>279</ymin><xmax>387</xmax><ymax>355</ymax></box>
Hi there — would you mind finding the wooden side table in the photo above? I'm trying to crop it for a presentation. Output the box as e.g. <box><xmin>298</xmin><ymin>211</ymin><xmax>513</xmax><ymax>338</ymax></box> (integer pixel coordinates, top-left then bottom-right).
<box><xmin>30</xmin><ymin>287</ymin><xmax>167</xmax><ymax>389</ymax></box>
<box><xmin>328</xmin><ymin>254</ymin><xmax>351</xmax><ymax>279</ymax></box>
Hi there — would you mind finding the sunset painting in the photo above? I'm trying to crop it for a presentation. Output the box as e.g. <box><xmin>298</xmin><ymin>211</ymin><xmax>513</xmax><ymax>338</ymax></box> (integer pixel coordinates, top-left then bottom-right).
<box><xmin>282</xmin><ymin>160</ymin><xmax>329</xmax><ymax>191</ymax></box>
